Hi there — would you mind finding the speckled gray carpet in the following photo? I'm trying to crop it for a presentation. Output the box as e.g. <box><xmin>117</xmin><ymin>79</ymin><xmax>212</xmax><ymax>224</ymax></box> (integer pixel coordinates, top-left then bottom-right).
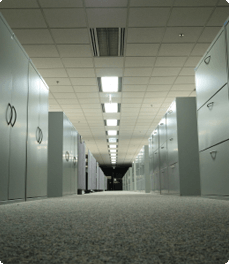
<box><xmin>0</xmin><ymin>191</ymin><xmax>229</xmax><ymax>264</ymax></box>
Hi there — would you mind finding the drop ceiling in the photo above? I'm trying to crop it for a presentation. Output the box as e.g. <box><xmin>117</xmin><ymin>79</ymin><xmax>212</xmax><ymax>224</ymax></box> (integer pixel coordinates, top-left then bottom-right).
<box><xmin>0</xmin><ymin>0</ymin><xmax>228</xmax><ymax>166</ymax></box>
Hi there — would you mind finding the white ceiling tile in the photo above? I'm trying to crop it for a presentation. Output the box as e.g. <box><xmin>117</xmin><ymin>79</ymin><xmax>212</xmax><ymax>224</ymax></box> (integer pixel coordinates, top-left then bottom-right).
<box><xmin>100</xmin><ymin>92</ymin><xmax>121</xmax><ymax>98</ymax></box>
<box><xmin>45</xmin><ymin>78</ymin><xmax>71</xmax><ymax>86</ymax></box>
<box><xmin>81</xmin><ymin>104</ymin><xmax>101</xmax><ymax>109</ymax></box>
<box><xmin>79</xmin><ymin>98</ymin><xmax>100</xmax><ymax>104</ymax></box>
<box><xmin>56</xmin><ymin>99</ymin><xmax>79</xmax><ymax>104</ymax></box>
<box><xmin>37</xmin><ymin>69</ymin><xmax>68</xmax><ymax>78</ymax></box>
<box><xmin>71</xmin><ymin>78</ymin><xmax>97</xmax><ymax>85</ymax></box>
<box><xmin>127</xmin><ymin>28</ymin><xmax>164</xmax><ymax>43</ymax></box>
<box><xmin>171</xmin><ymin>84</ymin><xmax>195</xmax><ymax>91</ymax></box>
<box><xmin>66</xmin><ymin>68</ymin><xmax>95</xmax><ymax>78</ymax></box>
<box><xmin>167</xmin><ymin>91</ymin><xmax>191</xmax><ymax>97</ymax></box>
<box><xmin>49</xmin><ymin>107</ymin><xmax>62</xmax><ymax>111</ymax></box>
<box><xmin>155</xmin><ymin>57</ymin><xmax>187</xmax><ymax>67</ymax></box>
<box><xmin>39</xmin><ymin>0</ymin><xmax>83</xmax><ymax>7</ymax></box>
<box><xmin>121</xmin><ymin>108</ymin><xmax>140</xmax><ymax>113</ymax></box>
<box><xmin>74</xmin><ymin>86</ymin><xmax>98</xmax><ymax>93</ymax></box>
<box><xmin>49</xmin><ymin>98</ymin><xmax>59</xmax><ymax>105</ymax></box>
<box><xmin>175</xmin><ymin>76</ymin><xmax>195</xmax><ymax>84</ymax></box>
<box><xmin>122</xmin><ymin>104</ymin><xmax>141</xmax><ymax>108</ymax></box>
<box><xmin>149</xmin><ymin>77</ymin><xmax>176</xmax><ymax>84</ymax></box>
<box><xmin>218</xmin><ymin>0</ymin><xmax>229</xmax><ymax>6</ymax></box>
<box><xmin>123</xmin><ymin>77</ymin><xmax>149</xmax><ymax>84</ymax></box>
<box><xmin>61</xmin><ymin>105</ymin><xmax>82</xmax><ymax>109</ymax></box>
<box><xmin>158</xmin><ymin>44</ymin><xmax>194</xmax><ymax>56</ymax></box>
<box><xmin>179</xmin><ymin>68</ymin><xmax>195</xmax><ymax>76</ymax></box>
<box><xmin>94</xmin><ymin>58</ymin><xmax>124</xmax><ymax>68</ymax></box>
<box><xmin>198</xmin><ymin>27</ymin><xmax>221</xmax><ymax>42</ymax></box>
<box><xmin>152</xmin><ymin>68</ymin><xmax>181</xmax><ymax>76</ymax></box>
<box><xmin>122</xmin><ymin>85</ymin><xmax>147</xmax><ymax>92</ymax></box>
<box><xmin>174</xmin><ymin>0</ymin><xmax>217</xmax><ymax>6</ymax></box>
<box><xmin>168</xmin><ymin>8</ymin><xmax>213</xmax><ymax>26</ymax></box>
<box><xmin>124</xmin><ymin>68</ymin><xmax>152</xmax><ymax>77</ymax></box>
<box><xmin>51</xmin><ymin>29</ymin><xmax>89</xmax><ymax>44</ymax></box>
<box><xmin>207</xmin><ymin>7</ymin><xmax>229</xmax><ymax>26</ymax></box>
<box><xmin>126</xmin><ymin>44</ymin><xmax>159</xmax><ymax>56</ymax></box>
<box><xmin>184</xmin><ymin>57</ymin><xmax>202</xmax><ymax>67</ymax></box>
<box><xmin>77</xmin><ymin>93</ymin><xmax>99</xmax><ymax>98</ymax></box>
<box><xmin>31</xmin><ymin>58</ymin><xmax>63</xmax><ymax>68</ymax></box>
<box><xmin>145</xmin><ymin>92</ymin><xmax>168</xmax><ymax>97</ymax></box>
<box><xmin>125</xmin><ymin>57</ymin><xmax>156</xmax><ymax>67</ymax></box>
<box><xmin>147</xmin><ymin>85</ymin><xmax>171</xmax><ymax>91</ymax></box>
<box><xmin>49</xmin><ymin>93</ymin><xmax>54</xmax><ymax>99</ymax></box>
<box><xmin>122</xmin><ymin>92</ymin><xmax>145</xmax><ymax>98</ymax></box>
<box><xmin>100</xmin><ymin>97</ymin><xmax>121</xmax><ymax>104</ymax></box>
<box><xmin>57</xmin><ymin>45</ymin><xmax>92</xmax><ymax>57</ymax></box>
<box><xmin>13</xmin><ymin>29</ymin><xmax>53</xmax><ymax>44</ymax></box>
<box><xmin>103</xmin><ymin>113</ymin><xmax>120</xmax><ymax>119</ymax></box>
<box><xmin>128</xmin><ymin>8</ymin><xmax>170</xmax><ymax>27</ymax></box>
<box><xmin>23</xmin><ymin>45</ymin><xmax>59</xmax><ymax>57</ymax></box>
<box><xmin>189</xmin><ymin>91</ymin><xmax>197</xmax><ymax>97</ymax></box>
<box><xmin>190</xmin><ymin>43</ymin><xmax>210</xmax><ymax>56</ymax></box>
<box><xmin>95</xmin><ymin>68</ymin><xmax>123</xmax><ymax>77</ymax></box>
<box><xmin>85</xmin><ymin>0</ymin><xmax>128</xmax><ymax>7</ymax></box>
<box><xmin>0</xmin><ymin>0</ymin><xmax>39</xmax><ymax>8</ymax></box>
<box><xmin>130</xmin><ymin>0</ymin><xmax>173</xmax><ymax>7</ymax></box>
<box><xmin>62</xmin><ymin>58</ymin><xmax>93</xmax><ymax>68</ymax></box>
<box><xmin>53</xmin><ymin>93</ymin><xmax>76</xmax><ymax>99</ymax></box>
<box><xmin>122</xmin><ymin>98</ymin><xmax>143</xmax><ymax>104</ymax></box>
<box><xmin>86</xmin><ymin>8</ymin><xmax>127</xmax><ymax>27</ymax></box>
<box><xmin>43</xmin><ymin>9</ymin><xmax>86</xmax><ymax>28</ymax></box>
<box><xmin>1</xmin><ymin>9</ymin><xmax>46</xmax><ymax>28</ymax></box>
<box><xmin>162</xmin><ymin>27</ymin><xmax>202</xmax><ymax>43</ymax></box>
<box><xmin>143</xmin><ymin>98</ymin><xmax>164</xmax><ymax>103</ymax></box>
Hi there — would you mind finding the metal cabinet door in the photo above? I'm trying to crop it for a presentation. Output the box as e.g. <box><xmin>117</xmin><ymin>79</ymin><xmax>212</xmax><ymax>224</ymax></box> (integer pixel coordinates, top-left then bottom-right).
<box><xmin>160</xmin><ymin>168</ymin><xmax>168</xmax><ymax>194</ymax></box>
<box><xmin>26</xmin><ymin>64</ymin><xmax>40</xmax><ymax>198</ymax></box>
<box><xmin>200</xmin><ymin>141</ymin><xmax>229</xmax><ymax>196</ymax></box>
<box><xmin>154</xmin><ymin>171</ymin><xmax>160</xmax><ymax>192</ymax></box>
<box><xmin>167</xmin><ymin>133</ymin><xmax>178</xmax><ymax>166</ymax></box>
<box><xmin>73</xmin><ymin>130</ymin><xmax>78</xmax><ymax>193</ymax></box>
<box><xmin>38</xmin><ymin>79</ymin><xmax>49</xmax><ymax>196</ymax></box>
<box><xmin>0</xmin><ymin>17</ymin><xmax>14</xmax><ymax>201</ymax></box>
<box><xmin>153</xmin><ymin>149</ymin><xmax>160</xmax><ymax>173</ymax></box>
<box><xmin>168</xmin><ymin>163</ymin><xmax>180</xmax><ymax>195</ymax></box>
<box><xmin>152</xmin><ymin>127</ymin><xmax>159</xmax><ymax>151</ymax></box>
<box><xmin>63</xmin><ymin>116</ymin><xmax>71</xmax><ymax>195</ymax></box>
<box><xmin>70</xmin><ymin>125</ymin><xmax>75</xmax><ymax>194</ymax></box>
<box><xmin>159</xmin><ymin>142</ymin><xmax>168</xmax><ymax>169</ymax></box>
<box><xmin>197</xmin><ymin>85</ymin><xmax>229</xmax><ymax>151</ymax></box>
<box><xmin>167</xmin><ymin>101</ymin><xmax>177</xmax><ymax>140</ymax></box>
<box><xmin>159</xmin><ymin>115</ymin><xmax>167</xmax><ymax>145</ymax></box>
<box><xmin>195</xmin><ymin>29</ymin><xmax>227</xmax><ymax>109</ymax></box>
<box><xmin>8</xmin><ymin>38</ymin><xmax>29</xmax><ymax>200</ymax></box>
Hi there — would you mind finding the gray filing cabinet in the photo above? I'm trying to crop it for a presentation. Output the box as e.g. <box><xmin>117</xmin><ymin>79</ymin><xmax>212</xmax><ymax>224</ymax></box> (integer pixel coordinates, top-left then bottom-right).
<box><xmin>150</xmin><ymin>97</ymin><xmax>200</xmax><ymax>196</ymax></box>
<box><xmin>195</xmin><ymin>17</ymin><xmax>229</xmax><ymax>196</ymax></box>
<box><xmin>48</xmin><ymin>112</ymin><xmax>78</xmax><ymax>197</ymax></box>
<box><xmin>77</xmin><ymin>134</ymin><xmax>86</xmax><ymax>191</ymax></box>
<box><xmin>88</xmin><ymin>150</ymin><xmax>97</xmax><ymax>190</ymax></box>
<box><xmin>0</xmin><ymin>13</ymin><xmax>49</xmax><ymax>204</ymax></box>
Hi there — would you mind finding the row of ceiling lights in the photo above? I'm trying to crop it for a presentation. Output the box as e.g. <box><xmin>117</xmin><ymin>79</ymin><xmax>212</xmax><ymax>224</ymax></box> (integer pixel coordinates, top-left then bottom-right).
<box><xmin>101</xmin><ymin>77</ymin><xmax>119</xmax><ymax>165</ymax></box>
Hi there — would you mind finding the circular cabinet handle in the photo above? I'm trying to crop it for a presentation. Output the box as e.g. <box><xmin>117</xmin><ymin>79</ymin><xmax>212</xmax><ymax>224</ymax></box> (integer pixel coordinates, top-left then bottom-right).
<box><xmin>65</xmin><ymin>151</ymin><xmax>70</xmax><ymax>162</ymax></box>
<box><xmin>39</xmin><ymin>128</ymin><xmax>43</xmax><ymax>144</ymax></box>
<box><xmin>160</xmin><ymin>123</ymin><xmax>164</xmax><ymax>126</ymax></box>
<box><xmin>161</xmin><ymin>146</ymin><xmax>164</xmax><ymax>149</ymax></box>
<box><xmin>207</xmin><ymin>102</ymin><xmax>214</xmax><ymax>108</ymax></box>
<box><xmin>170</xmin><ymin>138</ymin><xmax>173</xmax><ymax>141</ymax></box>
<box><xmin>36</xmin><ymin>127</ymin><xmax>40</xmax><ymax>143</ymax></box>
<box><xmin>73</xmin><ymin>156</ymin><xmax>77</xmax><ymax>166</ymax></box>
<box><xmin>204</xmin><ymin>55</ymin><xmax>211</xmax><ymax>65</ymax></box>
<box><xmin>11</xmin><ymin>106</ymin><xmax>17</xmax><ymax>127</ymax></box>
<box><xmin>6</xmin><ymin>103</ymin><xmax>13</xmax><ymax>125</ymax></box>
<box><xmin>210</xmin><ymin>150</ymin><xmax>217</xmax><ymax>160</ymax></box>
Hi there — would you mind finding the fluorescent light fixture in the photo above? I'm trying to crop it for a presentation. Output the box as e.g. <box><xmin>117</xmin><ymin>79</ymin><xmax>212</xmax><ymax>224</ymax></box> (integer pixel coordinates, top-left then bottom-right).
<box><xmin>106</xmin><ymin>119</ymin><xmax>118</xmax><ymax>126</ymax></box>
<box><xmin>110</xmin><ymin>149</ymin><xmax>117</xmax><ymax>153</ymax></box>
<box><xmin>108</xmin><ymin>138</ymin><xmax>117</xmax><ymax>143</ymax></box>
<box><xmin>101</xmin><ymin>77</ymin><xmax>118</xmax><ymax>92</ymax></box>
<box><xmin>109</xmin><ymin>145</ymin><xmax>117</xmax><ymax>148</ymax></box>
<box><xmin>110</xmin><ymin>153</ymin><xmax>116</xmax><ymax>156</ymax></box>
<box><xmin>104</xmin><ymin>103</ymin><xmax>118</xmax><ymax>113</ymax></box>
<box><xmin>111</xmin><ymin>161</ymin><xmax>116</xmax><ymax>164</ymax></box>
<box><xmin>107</xmin><ymin>130</ymin><xmax>117</xmax><ymax>136</ymax></box>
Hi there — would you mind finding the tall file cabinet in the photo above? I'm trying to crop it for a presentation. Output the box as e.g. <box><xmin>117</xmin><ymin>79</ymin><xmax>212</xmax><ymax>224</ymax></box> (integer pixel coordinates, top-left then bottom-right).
<box><xmin>0</xmin><ymin>13</ymin><xmax>49</xmax><ymax>204</ymax></box>
<box><xmin>77</xmin><ymin>134</ymin><xmax>86</xmax><ymax>192</ymax></box>
<box><xmin>150</xmin><ymin>98</ymin><xmax>200</xmax><ymax>196</ymax></box>
<box><xmin>195</xmin><ymin>18</ymin><xmax>229</xmax><ymax>196</ymax></box>
<box><xmin>151</xmin><ymin>126</ymin><xmax>160</xmax><ymax>193</ymax></box>
<box><xmin>48</xmin><ymin>112</ymin><xmax>78</xmax><ymax>198</ymax></box>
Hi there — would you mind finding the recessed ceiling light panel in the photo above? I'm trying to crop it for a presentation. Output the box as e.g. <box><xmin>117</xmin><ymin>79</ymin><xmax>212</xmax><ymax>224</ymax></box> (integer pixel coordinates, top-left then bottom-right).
<box><xmin>106</xmin><ymin>119</ymin><xmax>118</xmax><ymax>126</ymax></box>
<box><xmin>101</xmin><ymin>77</ymin><xmax>118</xmax><ymax>92</ymax></box>
<box><xmin>107</xmin><ymin>130</ymin><xmax>117</xmax><ymax>136</ymax></box>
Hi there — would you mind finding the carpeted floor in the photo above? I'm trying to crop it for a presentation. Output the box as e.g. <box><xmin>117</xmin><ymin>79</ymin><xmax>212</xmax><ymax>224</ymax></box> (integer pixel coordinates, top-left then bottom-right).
<box><xmin>0</xmin><ymin>191</ymin><xmax>229</xmax><ymax>264</ymax></box>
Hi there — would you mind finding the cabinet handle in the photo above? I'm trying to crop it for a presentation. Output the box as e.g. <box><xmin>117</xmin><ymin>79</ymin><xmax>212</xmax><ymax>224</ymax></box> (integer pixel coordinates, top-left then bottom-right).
<box><xmin>6</xmin><ymin>103</ymin><xmax>13</xmax><ymax>125</ymax></box>
<box><xmin>39</xmin><ymin>128</ymin><xmax>43</xmax><ymax>144</ymax></box>
<box><xmin>154</xmin><ymin>152</ymin><xmax>157</xmax><ymax>154</ymax></box>
<box><xmin>210</xmin><ymin>150</ymin><xmax>217</xmax><ymax>159</ymax></box>
<box><xmin>161</xmin><ymin>146</ymin><xmax>164</xmax><ymax>149</ymax></box>
<box><xmin>168</xmin><ymin>110</ymin><xmax>173</xmax><ymax>114</ymax></box>
<box><xmin>170</xmin><ymin>138</ymin><xmax>173</xmax><ymax>141</ymax></box>
<box><xmin>73</xmin><ymin>156</ymin><xmax>77</xmax><ymax>166</ymax></box>
<box><xmin>11</xmin><ymin>106</ymin><xmax>17</xmax><ymax>127</ymax></box>
<box><xmin>160</xmin><ymin>123</ymin><xmax>164</xmax><ymax>125</ymax></box>
<box><xmin>207</xmin><ymin>102</ymin><xmax>214</xmax><ymax>108</ymax></box>
<box><xmin>36</xmin><ymin>127</ymin><xmax>40</xmax><ymax>143</ymax></box>
<box><xmin>65</xmin><ymin>151</ymin><xmax>70</xmax><ymax>162</ymax></box>
<box><xmin>204</xmin><ymin>55</ymin><xmax>211</xmax><ymax>65</ymax></box>
<box><xmin>170</xmin><ymin>165</ymin><xmax>175</xmax><ymax>169</ymax></box>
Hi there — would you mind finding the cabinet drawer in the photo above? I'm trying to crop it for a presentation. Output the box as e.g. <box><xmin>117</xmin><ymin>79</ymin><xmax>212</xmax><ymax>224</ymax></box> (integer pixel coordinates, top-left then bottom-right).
<box><xmin>153</xmin><ymin>150</ymin><xmax>160</xmax><ymax>172</ymax></box>
<box><xmin>168</xmin><ymin>163</ymin><xmax>180</xmax><ymax>195</ymax></box>
<box><xmin>159</xmin><ymin>115</ymin><xmax>167</xmax><ymax>145</ymax></box>
<box><xmin>200</xmin><ymin>140</ymin><xmax>229</xmax><ymax>196</ymax></box>
<box><xmin>160</xmin><ymin>168</ymin><xmax>169</xmax><ymax>194</ymax></box>
<box><xmin>153</xmin><ymin>171</ymin><xmax>160</xmax><ymax>192</ymax></box>
<box><xmin>167</xmin><ymin>101</ymin><xmax>177</xmax><ymax>138</ymax></box>
<box><xmin>167</xmin><ymin>134</ymin><xmax>179</xmax><ymax>165</ymax></box>
<box><xmin>195</xmin><ymin>30</ymin><xmax>227</xmax><ymax>109</ymax></box>
<box><xmin>152</xmin><ymin>126</ymin><xmax>159</xmax><ymax>151</ymax></box>
<box><xmin>198</xmin><ymin>85</ymin><xmax>229</xmax><ymax>151</ymax></box>
<box><xmin>159</xmin><ymin>142</ymin><xmax>168</xmax><ymax>169</ymax></box>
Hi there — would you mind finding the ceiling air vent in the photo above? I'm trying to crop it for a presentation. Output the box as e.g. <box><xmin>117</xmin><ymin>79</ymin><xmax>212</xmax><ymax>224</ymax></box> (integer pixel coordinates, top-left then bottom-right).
<box><xmin>90</xmin><ymin>28</ymin><xmax>125</xmax><ymax>57</ymax></box>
